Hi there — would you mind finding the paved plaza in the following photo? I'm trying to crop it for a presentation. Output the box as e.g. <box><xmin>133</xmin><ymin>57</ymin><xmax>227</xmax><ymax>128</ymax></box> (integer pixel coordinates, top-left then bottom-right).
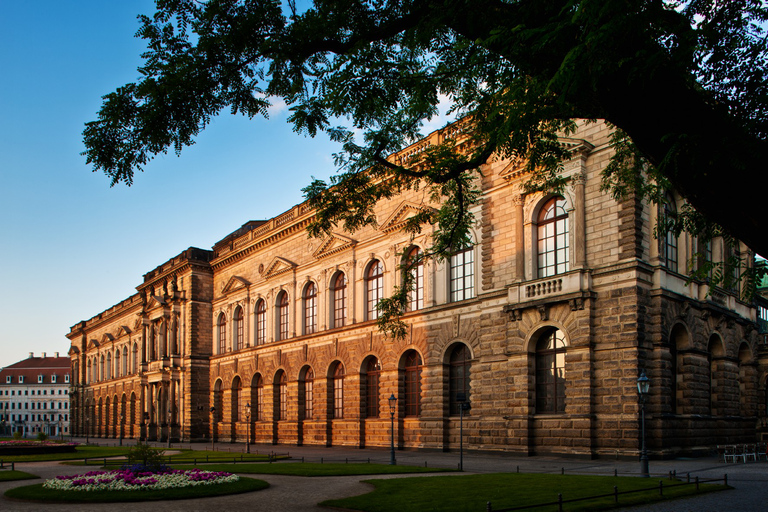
<box><xmin>1</xmin><ymin>439</ymin><xmax>767</xmax><ymax>511</ymax></box>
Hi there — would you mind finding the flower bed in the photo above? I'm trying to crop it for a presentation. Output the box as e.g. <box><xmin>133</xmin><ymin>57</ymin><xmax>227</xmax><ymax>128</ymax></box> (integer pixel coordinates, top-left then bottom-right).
<box><xmin>43</xmin><ymin>467</ymin><xmax>238</xmax><ymax>492</ymax></box>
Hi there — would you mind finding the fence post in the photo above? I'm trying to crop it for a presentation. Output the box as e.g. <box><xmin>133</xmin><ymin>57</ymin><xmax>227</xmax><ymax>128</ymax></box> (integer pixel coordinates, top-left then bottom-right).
<box><xmin>695</xmin><ymin>476</ymin><xmax>699</xmax><ymax>491</ymax></box>
<box><xmin>486</xmin><ymin>502</ymin><xmax>492</xmax><ymax>512</ymax></box>
<box><xmin>614</xmin><ymin>485</ymin><xmax>618</xmax><ymax>503</ymax></box>
<box><xmin>658</xmin><ymin>480</ymin><xmax>663</xmax><ymax>496</ymax></box>
<box><xmin>558</xmin><ymin>493</ymin><xmax>563</xmax><ymax>512</ymax></box>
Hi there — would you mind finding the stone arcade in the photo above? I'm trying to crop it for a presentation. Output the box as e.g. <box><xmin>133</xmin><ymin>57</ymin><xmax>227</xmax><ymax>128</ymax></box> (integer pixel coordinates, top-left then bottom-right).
<box><xmin>67</xmin><ymin>120</ymin><xmax>768</xmax><ymax>458</ymax></box>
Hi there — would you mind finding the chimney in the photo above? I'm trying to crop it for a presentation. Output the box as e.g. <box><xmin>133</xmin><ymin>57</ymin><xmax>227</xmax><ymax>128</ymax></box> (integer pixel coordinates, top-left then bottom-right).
<box><xmin>54</xmin><ymin>352</ymin><xmax>59</xmax><ymax>358</ymax></box>
<box><xmin>29</xmin><ymin>352</ymin><xmax>33</xmax><ymax>358</ymax></box>
<box><xmin>42</xmin><ymin>352</ymin><xmax>46</xmax><ymax>358</ymax></box>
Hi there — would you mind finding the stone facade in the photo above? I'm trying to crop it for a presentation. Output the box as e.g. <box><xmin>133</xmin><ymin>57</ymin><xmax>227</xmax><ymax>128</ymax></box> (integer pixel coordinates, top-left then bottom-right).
<box><xmin>67</xmin><ymin>120</ymin><xmax>767</xmax><ymax>458</ymax></box>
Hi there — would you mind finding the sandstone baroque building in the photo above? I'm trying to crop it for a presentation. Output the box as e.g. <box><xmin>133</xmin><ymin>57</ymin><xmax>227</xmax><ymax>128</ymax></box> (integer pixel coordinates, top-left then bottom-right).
<box><xmin>67</xmin><ymin>120</ymin><xmax>768</xmax><ymax>457</ymax></box>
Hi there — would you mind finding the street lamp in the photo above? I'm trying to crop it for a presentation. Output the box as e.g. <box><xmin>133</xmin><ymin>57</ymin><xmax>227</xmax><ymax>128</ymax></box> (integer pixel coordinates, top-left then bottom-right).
<box><xmin>244</xmin><ymin>402</ymin><xmax>251</xmax><ymax>454</ymax></box>
<box><xmin>637</xmin><ymin>370</ymin><xmax>650</xmax><ymax>477</ymax></box>
<box><xmin>119</xmin><ymin>415</ymin><xmax>124</xmax><ymax>446</ymax></box>
<box><xmin>210</xmin><ymin>406</ymin><xmax>216</xmax><ymax>451</ymax></box>
<box><xmin>167</xmin><ymin>406</ymin><xmax>172</xmax><ymax>449</ymax></box>
<box><xmin>456</xmin><ymin>392</ymin><xmax>471</xmax><ymax>471</ymax></box>
<box><xmin>388</xmin><ymin>394</ymin><xmax>397</xmax><ymax>465</ymax></box>
<box><xmin>85</xmin><ymin>417</ymin><xmax>89</xmax><ymax>445</ymax></box>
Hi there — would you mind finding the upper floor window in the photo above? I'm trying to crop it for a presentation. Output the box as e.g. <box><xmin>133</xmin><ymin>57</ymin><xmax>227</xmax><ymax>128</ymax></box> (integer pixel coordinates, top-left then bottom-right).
<box><xmin>332</xmin><ymin>272</ymin><xmax>347</xmax><ymax>328</ymax></box>
<box><xmin>366</xmin><ymin>260</ymin><xmax>384</xmax><ymax>320</ymax></box>
<box><xmin>114</xmin><ymin>349</ymin><xmax>120</xmax><ymax>378</ymax></box>
<box><xmin>450</xmin><ymin>245</ymin><xmax>475</xmax><ymax>302</ymax></box>
<box><xmin>233</xmin><ymin>306</ymin><xmax>244</xmax><ymax>350</ymax></box>
<box><xmin>255</xmin><ymin>299</ymin><xmax>266</xmax><ymax>345</ymax></box>
<box><xmin>217</xmin><ymin>313</ymin><xmax>227</xmax><ymax>354</ymax></box>
<box><xmin>406</xmin><ymin>247</ymin><xmax>424</xmax><ymax>311</ymax></box>
<box><xmin>5</xmin><ymin>376</ymin><xmax>10</xmax><ymax>384</ymax></box>
<box><xmin>303</xmin><ymin>282</ymin><xmax>317</xmax><ymax>335</ymax></box>
<box><xmin>537</xmin><ymin>196</ymin><xmax>570</xmax><ymax>278</ymax></box>
<box><xmin>277</xmin><ymin>291</ymin><xmax>289</xmax><ymax>341</ymax></box>
<box><xmin>662</xmin><ymin>196</ymin><xmax>678</xmax><ymax>273</ymax></box>
<box><xmin>38</xmin><ymin>375</ymin><xmax>43</xmax><ymax>383</ymax></box>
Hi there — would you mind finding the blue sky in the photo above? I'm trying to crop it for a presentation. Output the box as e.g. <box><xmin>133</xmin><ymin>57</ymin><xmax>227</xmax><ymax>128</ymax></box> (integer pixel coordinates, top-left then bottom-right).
<box><xmin>0</xmin><ymin>1</ymin><xmax>452</xmax><ymax>369</ymax></box>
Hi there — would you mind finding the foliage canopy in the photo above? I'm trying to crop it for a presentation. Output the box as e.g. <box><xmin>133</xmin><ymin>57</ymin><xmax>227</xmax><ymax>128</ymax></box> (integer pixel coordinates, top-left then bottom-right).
<box><xmin>84</xmin><ymin>0</ymin><xmax>768</xmax><ymax>331</ymax></box>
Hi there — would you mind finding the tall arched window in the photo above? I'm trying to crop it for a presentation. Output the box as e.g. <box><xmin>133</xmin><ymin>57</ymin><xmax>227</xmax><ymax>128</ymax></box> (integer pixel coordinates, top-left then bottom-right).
<box><xmin>231</xmin><ymin>377</ymin><xmax>241</xmax><ymax>423</ymax></box>
<box><xmin>255</xmin><ymin>299</ymin><xmax>266</xmax><ymax>345</ymax></box>
<box><xmin>301</xmin><ymin>367</ymin><xmax>314</xmax><ymax>420</ymax></box>
<box><xmin>274</xmin><ymin>371</ymin><xmax>288</xmax><ymax>421</ymax></box>
<box><xmin>106</xmin><ymin>352</ymin><xmax>112</xmax><ymax>380</ymax></box>
<box><xmin>87</xmin><ymin>359</ymin><xmax>92</xmax><ymax>384</ymax></box>
<box><xmin>114</xmin><ymin>350</ymin><xmax>120</xmax><ymax>379</ymax></box>
<box><xmin>332</xmin><ymin>272</ymin><xmax>347</xmax><ymax>328</ymax></box>
<box><xmin>366</xmin><ymin>260</ymin><xmax>384</xmax><ymax>320</ymax></box>
<box><xmin>331</xmin><ymin>362</ymin><xmax>345</xmax><ymax>419</ymax></box>
<box><xmin>402</xmin><ymin>350</ymin><xmax>422</xmax><ymax>417</ymax></box>
<box><xmin>233</xmin><ymin>306</ymin><xmax>244</xmax><ymax>350</ymax></box>
<box><xmin>450</xmin><ymin>244</ymin><xmax>474</xmax><ymax>302</ymax></box>
<box><xmin>535</xmin><ymin>328</ymin><xmax>566</xmax><ymax>413</ymax></box>
<box><xmin>662</xmin><ymin>195</ymin><xmax>678</xmax><ymax>272</ymax></box>
<box><xmin>100</xmin><ymin>355</ymin><xmax>105</xmax><ymax>381</ymax></box>
<box><xmin>537</xmin><ymin>196</ymin><xmax>570</xmax><ymax>278</ymax></box>
<box><xmin>449</xmin><ymin>344</ymin><xmax>471</xmax><ymax>416</ymax></box>
<box><xmin>406</xmin><ymin>247</ymin><xmax>424</xmax><ymax>311</ymax></box>
<box><xmin>303</xmin><ymin>282</ymin><xmax>317</xmax><ymax>335</ymax></box>
<box><xmin>132</xmin><ymin>343</ymin><xmax>138</xmax><ymax>374</ymax></box>
<box><xmin>122</xmin><ymin>347</ymin><xmax>128</xmax><ymax>377</ymax></box>
<box><xmin>217</xmin><ymin>313</ymin><xmax>227</xmax><ymax>354</ymax></box>
<box><xmin>363</xmin><ymin>357</ymin><xmax>381</xmax><ymax>417</ymax></box>
<box><xmin>277</xmin><ymin>291</ymin><xmax>289</xmax><ymax>341</ymax></box>
<box><xmin>251</xmin><ymin>374</ymin><xmax>263</xmax><ymax>421</ymax></box>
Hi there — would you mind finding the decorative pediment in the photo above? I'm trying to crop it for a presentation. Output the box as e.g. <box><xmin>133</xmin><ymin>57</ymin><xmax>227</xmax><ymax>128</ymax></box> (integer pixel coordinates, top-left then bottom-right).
<box><xmin>379</xmin><ymin>201</ymin><xmax>435</xmax><ymax>234</ymax></box>
<box><xmin>101</xmin><ymin>333</ymin><xmax>114</xmax><ymax>344</ymax></box>
<box><xmin>312</xmin><ymin>233</ymin><xmax>357</xmax><ymax>260</ymax></box>
<box><xmin>147</xmin><ymin>295</ymin><xmax>166</xmax><ymax>308</ymax></box>
<box><xmin>499</xmin><ymin>155</ymin><xmax>527</xmax><ymax>181</ymax></box>
<box><xmin>87</xmin><ymin>339</ymin><xmax>100</xmax><ymax>350</ymax></box>
<box><xmin>262</xmin><ymin>257</ymin><xmax>297</xmax><ymax>279</ymax></box>
<box><xmin>68</xmin><ymin>346</ymin><xmax>80</xmax><ymax>356</ymax></box>
<box><xmin>222</xmin><ymin>276</ymin><xmax>251</xmax><ymax>295</ymax></box>
<box><xmin>117</xmin><ymin>325</ymin><xmax>132</xmax><ymax>337</ymax></box>
<box><xmin>133</xmin><ymin>318</ymin><xmax>143</xmax><ymax>331</ymax></box>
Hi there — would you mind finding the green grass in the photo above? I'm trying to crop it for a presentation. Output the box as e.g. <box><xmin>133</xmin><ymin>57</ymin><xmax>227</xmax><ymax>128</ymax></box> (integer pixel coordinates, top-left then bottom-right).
<box><xmin>171</xmin><ymin>462</ymin><xmax>452</xmax><ymax>477</ymax></box>
<box><xmin>0</xmin><ymin>470</ymin><xmax>39</xmax><ymax>482</ymax></box>
<box><xmin>1</xmin><ymin>445</ymin><xmax>133</xmax><ymax>462</ymax></box>
<box><xmin>66</xmin><ymin>449</ymin><xmax>277</xmax><ymax>466</ymax></box>
<box><xmin>321</xmin><ymin>473</ymin><xmax>729</xmax><ymax>512</ymax></box>
<box><xmin>4</xmin><ymin>477</ymin><xmax>268</xmax><ymax>503</ymax></box>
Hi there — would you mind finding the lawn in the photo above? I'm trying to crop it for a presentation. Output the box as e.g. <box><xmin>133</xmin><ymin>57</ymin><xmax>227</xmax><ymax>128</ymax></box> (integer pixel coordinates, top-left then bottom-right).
<box><xmin>4</xmin><ymin>477</ymin><xmax>268</xmax><ymax>503</ymax></box>
<box><xmin>68</xmin><ymin>449</ymin><xmax>277</xmax><ymax>466</ymax></box>
<box><xmin>0</xmin><ymin>470</ymin><xmax>39</xmax><ymax>482</ymax></box>
<box><xmin>170</xmin><ymin>462</ymin><xmax>453</xmax><ymax>477</ymax></box>
<box><xmin>320</xmin><ymin>473</ymin><xmax>729</xmax><ymax>512</ymax></box>
<box><xmin>1</xmin><ymin>445</ymin><xmax>133</xmax><ymax>462</ymax></box>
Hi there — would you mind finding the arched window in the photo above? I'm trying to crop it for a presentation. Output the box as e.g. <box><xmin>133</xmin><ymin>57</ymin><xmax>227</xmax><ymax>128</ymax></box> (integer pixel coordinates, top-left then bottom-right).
<box><xmin>535</xmin><ymin>328</ymin><xmax>566</xmax><ymax>413</ymax></box>
<box><xmin>537</xmin><ymin>196</ymin><xmax>570</xmax><ymax>278</ymax></box>
<box><xmin>406</xmin><ymin>247</ymin><xmax>424</xmax><ymax>311</ymax></box>
<box><xmin>366</xmin><ymin>260</ymin><xmax>384</xmax><ymax>320</ymax></box>
<box><xmin>122</xmin><ymin>347</ymin><xmax>128</xmax><ymax>377</ymax></box>
<box><xmin>402</xmin><ymin>350</ymin><xmax>422</xmax><ymax>417</ymax></box>
<box><xmin>303</xmin><ymin>282</ymin><xmax>317</xmax><ymax>335</ymax></box>
<box><xmin>662</xmin><ymin>195</ymin><xmax>678</xmax><ymax>272</ymax></box>
<box><xmin>233</xmin><ymin>306</ymin><xmax>244</xmax><ymax>350</ymax></box>
<box><xmin>301</xmin><ymin>367</ymin><xmax>314</xmax><ymax>420</ymax></box>
<box><xmin>106</xmin><ymin>352</ymin><xmax>112</xmax><ymax>380</ymax></box>
<box><xmin>132</xmin><ymin>343</ymin><xmax>138</xmax><ymax>374</ymax></box>
<box><xmin>450</xmin><ymin>244</ymin><xmax>475</xmax><ymax>301</ymax></box>
<box><xmin>87</xmin><ymin>359</ymin><xmax>92</xmax><ymax>384</ymax></box>
<box><xmin>255</xmin><ymin>299</ymin><xmax>266</xmax><ymax>345</ymax></box>
<box><xmin>217</xmin><ymin>313</ymin><xmax>227</xmax><ymax>354</ymax></box>
<box><xmin>363</xmin><ymin>357</ymin><xmax>381</xmax><ymax>417</ymax></box>
<box><xmin>251</xmin><ymin>374</ymin><xmax>263</xmax><ymax>421</ymax></box>
<box><xmin>277</xmin><ymin>291</ymin><xmax>289</xmax><ymax>341</ymax></box>
<box><xmin>449</xmin><ymin>344</ymin><xmax>471</xmax><ymax>416</ymax></box>
<box><xmin>332</xmin><ymin>273</ymin><xmax>347</xmax><ymax>328</ymax></box>
<box><xmin>114</xmin><ymin>350</ymin><xmax>120</xmax><ymax>379</ymax></box>
<box><xmin>275</xmin><ymin>371</ymin><xmax>288</xmax><ymax>421</ymax></box>
<box><xmin>231</xmin><ymin>377</ymin><xmax>242</xmax><ymax>423</ymax></box>
<box><xmin>331</xmin><ymin>362</ymin><xmax>345</xmax><ymax>419</ymax></box>
<box><xmin>100</xmin><ymin>355</ymin><xmax>105</xmax><ymax>381</ymax></box>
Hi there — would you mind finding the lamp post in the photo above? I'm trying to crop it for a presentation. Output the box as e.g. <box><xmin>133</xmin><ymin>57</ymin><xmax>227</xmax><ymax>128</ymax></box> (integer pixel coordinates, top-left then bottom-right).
<box><xmin>388</xmin><ymin>393</ymin><xmax>397</xmax><ymax>465</ymax></box>
<box><xmin>85</xmin><ymin>417</ymin><xmax>89</xmax><ymax>445</ymax></box>
<box><xmin>637</xmin><ymin>370</ymin><xmax>650</xmax><ymax>478</ymax></box>
<box><xmin>210</xmin><ymin>406</ymin><xmax>216</xmax><ymax>451</ymax></box>
<box><xmin>119</xmin><ymin>415</ymin><xmax>124</xmax><ymax>446</ymax></box>
<box><xmin>167</xmin><ymin>406</ymin><xmax>172</xmax><ymax>449</ymax></box>
<box><xmin>456</xmin><ymin>392</ymin><xmax>471</xmax><ymax>471</ymax></box>
<box><xmin>244</xmin><ymin>402</ymin><xmax>251</xmax><ymax>454</ymax></box>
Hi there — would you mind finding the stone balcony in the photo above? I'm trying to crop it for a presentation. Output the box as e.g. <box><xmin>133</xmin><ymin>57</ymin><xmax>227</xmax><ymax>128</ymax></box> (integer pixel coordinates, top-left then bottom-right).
<box><xmin>504</xmin><ymin>270</ymin><xmax>593</xmax><ymax>320</ymax></box>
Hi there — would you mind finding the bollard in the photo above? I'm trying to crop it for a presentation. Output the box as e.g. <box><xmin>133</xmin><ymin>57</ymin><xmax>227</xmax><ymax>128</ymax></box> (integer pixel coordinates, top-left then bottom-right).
<box><xmin>561</xmin><ymin>467</ymin><xmax>564</xmax><ymax>475</ymax></box>
<box><xmin>346</xmin><ymin>458</ymin><xmax>348</xmax><ymax>464</ymax></box>
<box><xmin>425</xmin><ymin>461</ymin><xmax>428</xmax><ymax>468</ymax></box>
<box><xmin>724</xmin><ymin>473</ymin><xmax>728</xmax><ymax>487</ymax></box>
<box><xmin>658</xmin><ymin>480</ymin><xmax>663</xmax><ymax>496</ymax></box>
<box><xmin>301</xmin><ymin>457</ymin><xmax>304</xmax><ymax>463</ymax></box>
<box><xmin>614</xmin><ymin>468</ymin><xmax>618</xmax><ymax>477</ymax></box>
<box><xmin>557</xmin><ymin>493</ymin><xmax>563</xmax><ymax>512</ymax></box>
<box><xmin>486</xmin><ymin>501</ymin><xmax>492</xmax><ymax>512</ymax></box>
<box><xmin>673</xmin><ymin>469</ymin><xmax>677</xmax><ymax>479</ymax></box>
<box><xmin>517</xmin><ymin>465</ymin><xmax>520</xmax><ymax>473</ymax></box>
<box><xmin>613</xmin><ymin>485</ymin><xmax>618</xmax><ymax>503</ymax></box>
<box><xmin>695</xmin><ymin>476</ymin><xmax>699</xmax><ymax>491</ymax></box>
<box><xmin>367</xmin><ymin>458</ymin><xmax>370</xmax><ymax>464</ymax></box>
